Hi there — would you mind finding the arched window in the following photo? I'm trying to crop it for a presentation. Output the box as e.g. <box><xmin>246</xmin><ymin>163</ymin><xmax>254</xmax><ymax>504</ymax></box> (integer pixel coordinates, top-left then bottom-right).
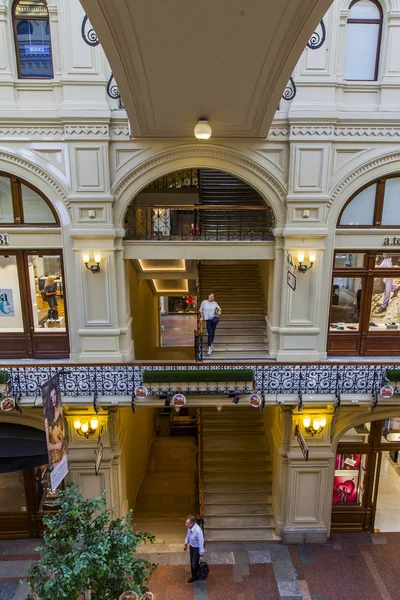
<box><xmin>338</xmin><ymin>175</ymin><xmax>400</xmax><ymax>227</ymax></box>
<box><xmin>13</xmin><ymin>0</ymin><xmax>53</xmax><ymax>79</ymax></box>
<box><xmin>343</xmin><ymin>0</ymin><xmax>383</xmax><ymax>81</ymax></box>
<box><xmin>0</xmin><ymin>173</ymin><xmax>58</xmax><ymax>225</ymax></box>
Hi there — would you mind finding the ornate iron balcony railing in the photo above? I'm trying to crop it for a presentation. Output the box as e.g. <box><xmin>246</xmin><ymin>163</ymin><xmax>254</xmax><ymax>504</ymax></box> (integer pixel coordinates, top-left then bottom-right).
<box><xmin>5</xmin><ymin>363</ymin><xmax>400</xmax><ymax>405</ymax></box>
<box><xmin>124</xmin><ymin>205</ymin><xmax>275</xmax><ymax>241</ymax></box>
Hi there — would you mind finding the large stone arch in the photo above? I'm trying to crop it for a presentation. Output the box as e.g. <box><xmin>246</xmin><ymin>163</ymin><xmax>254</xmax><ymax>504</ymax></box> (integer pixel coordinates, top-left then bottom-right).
<box><xmin>328</xmin><ymin>148</ymin><xmax>400</xmax><ymax>229</ymax></box>
<box><xmin>112</xmin><ymin>143</ymin><xmax>287</xmax><ymax>229</ymax></box>
<box><xmin>0</xmin><ymin>146</ymin><xmax>71</xmax><ymax>226</ymax></box>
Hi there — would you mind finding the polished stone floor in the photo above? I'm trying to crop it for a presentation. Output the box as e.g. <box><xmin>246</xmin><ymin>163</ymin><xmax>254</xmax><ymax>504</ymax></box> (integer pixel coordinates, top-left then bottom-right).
<box><xmin>2</xmin><ymin>532</ymin><xmax>400</xmax><ymax>599</ymax></box>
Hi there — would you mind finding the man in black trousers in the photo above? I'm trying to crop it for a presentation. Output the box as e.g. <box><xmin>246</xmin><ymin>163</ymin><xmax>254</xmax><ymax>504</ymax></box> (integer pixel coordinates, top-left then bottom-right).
<box><xmin>183</xmin><ymin>515</ymin><xmax>205</xmax><ymax>583</ymax></box>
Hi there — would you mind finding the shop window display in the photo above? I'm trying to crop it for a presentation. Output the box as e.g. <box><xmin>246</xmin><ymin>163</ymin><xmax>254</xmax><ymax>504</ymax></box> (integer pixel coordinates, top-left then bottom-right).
<box><xmin>333</xmin><ymin>453</ymin><xmax>366</xmax><ymax>504</ymax></box>
<box><xmin>0</xmin><ymin>255</ymin><xmax>24</xmax><ymax>332</ymax></box>
<box><xmin>330</xmin><ymin>276</ymin><xmax>363</xmax><ymax>331</ymax></box>
<box><xmin>329</xmin><ymin>250</ymin><xmax>400</xmax><ymax>355</ymax></box>
<box><xmin>27</xmin><ymin>255</ymin><xmax>65</xmax><ymax>331</ymax></box>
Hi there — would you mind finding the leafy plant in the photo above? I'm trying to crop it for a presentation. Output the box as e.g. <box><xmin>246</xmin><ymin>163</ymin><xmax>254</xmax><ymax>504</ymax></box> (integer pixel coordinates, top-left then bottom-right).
<box><xmin>26</xmin><ymin>483</ymin><xmax>156</xmax><ymax>600</ymax></box>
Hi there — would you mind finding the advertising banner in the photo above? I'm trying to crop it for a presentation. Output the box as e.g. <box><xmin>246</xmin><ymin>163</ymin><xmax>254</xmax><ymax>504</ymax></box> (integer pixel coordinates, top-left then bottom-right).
<box><xmin>41</xmin><ymin>373</ymin><xmax>68</xmax><ymax>492</ymax></box>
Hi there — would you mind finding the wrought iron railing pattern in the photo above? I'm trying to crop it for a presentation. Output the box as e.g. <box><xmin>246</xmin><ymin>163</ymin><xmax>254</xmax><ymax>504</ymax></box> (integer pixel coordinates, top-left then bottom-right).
<box><xmin>6</xmin><ymin>363</ymin><xmax>400</xmax><ymax>400</ymax></box>
<box><xmin>124</xmin><ymin>205</ymin><xmax>275</xmax><ymax>241</ymax></box>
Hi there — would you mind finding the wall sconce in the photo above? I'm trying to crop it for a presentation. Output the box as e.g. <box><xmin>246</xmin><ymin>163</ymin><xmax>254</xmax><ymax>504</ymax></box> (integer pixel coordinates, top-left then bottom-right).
<box><xmin>82</xmin><ymin>251</ymin><xmax>101</xmax><ymax>274</ymax></box>
<box><xmin>296</xmin><ymin>250</ymin><xmax>316</xmax><ymax>273</ymax></box>
<box><xmin>303</xmin><ymin>415</ymin><xmax>326</xmax><ymax>436</ymax></box>
<box><xmin>74</xmin><ymin>417</ymin><xmax>99</xmax><ymax>439</ymax></box>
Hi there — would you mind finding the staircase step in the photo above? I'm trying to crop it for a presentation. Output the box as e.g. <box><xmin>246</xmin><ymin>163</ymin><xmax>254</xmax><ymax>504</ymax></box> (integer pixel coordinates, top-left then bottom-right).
<box><xmin>204</xmin><ymin>351</ymin><xmax>270</xmax><ymax>359</ymax></box>
<box><xmin>205</xmin><ymin>515</ymin><xmax>274</xmax><ymax>528</ymax></box>
<box><xmin>205</xmin><ymin>529</ymin><xmax>279</xmax><ymax>542</ymax></box>
<box><xmin>204</xmin><ymin>481</ymin><xmax>271</xmax><ymax>493</ymax></box>
<box><xmin>204</xmin><ymin>503</ymin><xmax>272</xmax><ymax>516</ymax></box>
<box><xmin>203</xmin><ymin>472</ymin><xmax>272</xmax><ymax>483</ymax></box>
<box><xmin>203</xmin><ymin>464</ymin><xmax>271</xmax><ymax>474</ymax></box>
<box><xmin>204</xmin><ymin>491</ymin><xmax>271</xmax><ymax>504</ymax></box>
<box><xmin>203</xmin><ymin>343</ymin><xmax>267</xmax><ymax>352</ymax></box>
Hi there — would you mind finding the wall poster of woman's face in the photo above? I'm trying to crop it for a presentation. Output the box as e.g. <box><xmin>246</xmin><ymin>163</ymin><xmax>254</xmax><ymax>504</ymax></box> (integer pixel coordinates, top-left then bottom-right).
<box><xmin>41</xmin><ymin>373</ymin><xmax>68</xmax><ymax>492</ymax></box>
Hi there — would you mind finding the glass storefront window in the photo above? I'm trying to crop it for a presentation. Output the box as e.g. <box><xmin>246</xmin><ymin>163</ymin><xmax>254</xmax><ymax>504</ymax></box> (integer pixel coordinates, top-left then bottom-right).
<box><xmin>167</xmin><ymin>296</ymin><xmax>197</xmax><ymax>313</ymax></box>
<box><xmin>381</xmin><ymin>178</ymin><xmax>400</xmax><ymax>225</ymax></box>
<box><xmin>382</xmin><ymin>419</ymin><xmax>400</xmax><ymax>443</ymax></box>
<box><xmin>0</xmin><ymin>177</ymin><xmax>14</xmax><ymax>223</ymax></box>
<box><xmin>333</xmin><ymin>453</ymin><xmax>367</xmax><ymax>505</ymax></box>
<box><xmin>21</xmin><ymin>184</ymin><xmax>56</xmax><ymax>223</ymax></box>
<box><xmin>14</xmin><ymin>1</ymin><xmax>53</xmax><ymax>79</ymax></box>
<box><xmin>339</xmin><ymin>184</ymin><xmax>376</xmax><ymax>226</ymax></box>
<box><xmin>369</xmin><ymin>277</ymin><xmax>400</xmax><ymax>330</ymax></box>
<box><xmin>27</xmin><ymin>254</ymin><xmax>66</xmax><ymax>331</ymax></box>
<box><xmin>330</xmin><ymin>277</ymin><xmax>363</xmax><ymax>331</ymax></box>
<box><xmin>334</xmin><ymin>252</ymin><xmax>365</xmax><ymax>268</ymax></box>
<box><xmin>0</xmin><ymin>256</ymin><xmax>24</xmax><ymax>332</ymax></box>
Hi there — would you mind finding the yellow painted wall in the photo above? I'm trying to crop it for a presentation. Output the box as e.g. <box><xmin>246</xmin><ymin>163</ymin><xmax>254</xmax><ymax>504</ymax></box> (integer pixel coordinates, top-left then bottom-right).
<box><xmin>129</xmin><ymin>261</ymin><xmax>194</xmax><ymax>360</ymax></box>
<box><xmin>117</xmin><ymin>406</ymin><xmax>157</xmax><ymax>512</ymax></box>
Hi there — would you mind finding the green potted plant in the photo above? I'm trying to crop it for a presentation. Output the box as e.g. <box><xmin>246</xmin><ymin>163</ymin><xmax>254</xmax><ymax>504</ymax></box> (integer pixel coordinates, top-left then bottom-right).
<box><xmin>25</xmin><ymin>483</ymin><xmax>156</xmax><ymax>600</ymax></box>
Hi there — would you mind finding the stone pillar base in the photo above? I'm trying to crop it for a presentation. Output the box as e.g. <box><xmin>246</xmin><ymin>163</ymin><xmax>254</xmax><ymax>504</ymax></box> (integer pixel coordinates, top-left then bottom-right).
<box><xmin>282</xmin><ymin>526</ymin><xmax>328</xmax><ymax>544</ymax></box>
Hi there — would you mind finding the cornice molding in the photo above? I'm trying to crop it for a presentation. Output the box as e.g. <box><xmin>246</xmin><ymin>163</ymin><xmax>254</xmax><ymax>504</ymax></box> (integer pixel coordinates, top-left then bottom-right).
<box><xmin>330</xmin><ymin>150</ymin><xmax>400</xmax><ymax>203</ymax></box>
<box><xmin>0</xmin><ymin>147</ymin><xmax>69</xmax><ymax>203</ymax></box>
<box><xmin>0</xmin><ymin>124</ymin><xmax>110</xmax><ymax>140</ymax></box>
<box><xmin>112</xmin><ymin>144</ymin><xmax>287</xmax><ymax>205</ymax></box>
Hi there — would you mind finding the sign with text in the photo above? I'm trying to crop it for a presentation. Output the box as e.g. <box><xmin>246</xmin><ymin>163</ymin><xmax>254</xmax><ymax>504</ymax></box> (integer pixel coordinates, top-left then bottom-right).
<box><xmin>0</xmin><ymin>289</ymin><xmax>14</xmax><ymax>317</ymax></box>
<box><xmin>295</xmin><ymin>425</ymin><xmax>309</xmax><ymax>461</ymax></box>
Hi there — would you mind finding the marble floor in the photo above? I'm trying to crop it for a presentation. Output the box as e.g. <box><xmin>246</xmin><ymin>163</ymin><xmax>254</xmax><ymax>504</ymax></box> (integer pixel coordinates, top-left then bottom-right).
<box><xmin>2</xmin><ymin>533</ymin><xmax>400</xmax><ymax>599</ymax></box>
<box><xmin>375</xmin><ymin>451</ymin><xmax>400</xmax><ymax>532</ymax></box>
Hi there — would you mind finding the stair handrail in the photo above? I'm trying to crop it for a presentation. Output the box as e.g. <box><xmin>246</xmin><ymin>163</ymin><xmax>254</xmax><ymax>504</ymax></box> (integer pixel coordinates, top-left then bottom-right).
<box><xmin>196</xmin><ymin>408</ymin><xmax>205</xmax><ymax>529</ymax></box>
<box><xmin>194</xmin><ymin>262</ymin><xmax>203</xmax><ymax>361</ymax></box>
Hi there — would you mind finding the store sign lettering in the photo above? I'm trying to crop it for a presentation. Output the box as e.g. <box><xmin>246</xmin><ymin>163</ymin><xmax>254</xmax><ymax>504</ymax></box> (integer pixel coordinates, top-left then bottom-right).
<box><xmin>0</xmin><ymin>290</ymin><xmax>14</xmax><ymax>317</ymax></box>
<box><xmin>383</xmin><ymin>236</ymin><xmax>400</xmax><ymax>246</ymax></box>
<box><xmin>0</xmin><ymin>234</ymin><xmax>9</xmax><ymax>245</ymax></box>
<box><xmin>25</xmin><ymin>45</ymin><xmax>50</xmax><ymax>55</ymax></box>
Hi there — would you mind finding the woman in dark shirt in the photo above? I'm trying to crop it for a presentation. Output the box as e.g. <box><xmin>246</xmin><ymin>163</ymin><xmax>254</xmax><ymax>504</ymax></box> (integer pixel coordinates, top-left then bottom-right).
<box><xmin>45</xmin><ymin>276</ymin><xmax>58</xmax><ymax>309</ymax></box>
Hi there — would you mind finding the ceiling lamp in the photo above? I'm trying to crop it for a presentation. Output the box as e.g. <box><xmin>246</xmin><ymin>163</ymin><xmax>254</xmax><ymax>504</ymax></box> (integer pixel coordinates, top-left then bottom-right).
<box><xmin>194</xmin><ymin>119</ymin><xmax>212</xmax><ymax>140</ymax></box>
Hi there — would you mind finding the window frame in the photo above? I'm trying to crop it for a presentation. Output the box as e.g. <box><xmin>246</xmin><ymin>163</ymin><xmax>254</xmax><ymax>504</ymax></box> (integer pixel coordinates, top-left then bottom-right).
<box><xmin>344</xmin><ymin>0</ymin><xmax>383</xmax><ymax>82</ymax></box>
<box><xmin>338</xmin><ymin>174</ymin><xmax>400</xmax><ymax>229</ymax></box>
<box><xmin>0</xmin><ymin>171</ymin><xmax>59</xmax><ymax>226</ymax></box>
<box><xmin>12</xmin><ymin>0</ymin><xmax>54</xmax><ymax>80</ymax></box>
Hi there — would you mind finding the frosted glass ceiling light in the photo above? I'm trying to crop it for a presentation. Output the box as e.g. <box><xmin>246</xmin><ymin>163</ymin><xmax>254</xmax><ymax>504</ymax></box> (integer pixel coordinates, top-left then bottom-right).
<box><xmin>194</xmin><ymin>118</ymin><xmax>212</xmax><ymax>140</ymax></box>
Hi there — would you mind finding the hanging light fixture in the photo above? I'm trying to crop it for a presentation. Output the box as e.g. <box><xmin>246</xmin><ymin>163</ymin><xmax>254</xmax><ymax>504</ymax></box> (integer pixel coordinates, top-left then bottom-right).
<box><xmin>194</xmin><ymin>118</ymin><xmax>212</xmax><ymax>140</ymax></box>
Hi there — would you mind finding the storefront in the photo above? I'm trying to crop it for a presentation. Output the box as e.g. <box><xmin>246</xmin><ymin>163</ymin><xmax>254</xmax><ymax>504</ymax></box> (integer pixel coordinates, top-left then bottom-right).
<box><xmin>329</xmin><ymin>174</ymin><xmax>400</xmax><ymax>356</ymax></box>
<box><xmin>0</xmin><ymin>173</ymin><xmax>69</xmax><ymax>358</ymax></box>
<box><xmin>332</xmin><ymin>418</ymin><xmax>400</xmax><ymax>532</ymax></box>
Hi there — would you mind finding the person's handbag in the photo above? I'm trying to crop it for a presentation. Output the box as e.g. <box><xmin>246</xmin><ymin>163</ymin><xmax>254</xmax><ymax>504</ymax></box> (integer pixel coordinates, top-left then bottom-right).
<box><xmin>198</xmin><ymin>561</ymin><xmax>209</xmax><ymax>580</ymax></box>
<box><xmin>212</xmin><ymin>307</ymin><xmax>221</xmax><ymax>324</ymax></box>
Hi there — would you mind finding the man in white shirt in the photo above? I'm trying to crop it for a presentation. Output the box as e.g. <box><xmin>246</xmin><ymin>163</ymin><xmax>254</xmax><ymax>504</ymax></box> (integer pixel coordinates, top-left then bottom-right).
<box><xmin>376</xmin><ymin>255</ymin><xmax>400</xmax><ymax>313</ymax></box>
<box><xmin>184</xmin><ymin>515</ymin><xmax>205</xmax><ymax>583</ymax></box>
<box><xmin>199</xmin><ymin>293</ymin><xmax>221</xmax><ymax>355</ymax></box>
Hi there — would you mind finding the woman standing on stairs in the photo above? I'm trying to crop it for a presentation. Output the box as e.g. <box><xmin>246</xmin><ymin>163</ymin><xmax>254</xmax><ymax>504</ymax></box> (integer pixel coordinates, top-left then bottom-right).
<box><xmin>199</xmin><ymin>292</ymin><xmax>221</xmax><ymax>355</ymax></box>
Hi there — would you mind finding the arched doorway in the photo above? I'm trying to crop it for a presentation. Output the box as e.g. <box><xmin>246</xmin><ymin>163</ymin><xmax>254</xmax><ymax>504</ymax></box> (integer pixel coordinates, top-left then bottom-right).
<box><xmin>332</xmin><ymin>416</ymin><xmax>400</xmax><ymax>532</ymax></box>
<box><xmin>0</xmin><ymin>423</ymin><xmax>50</xmax><ymax>538</ymax></box>
<box><xmin>328</xmin><ymin>173</ymin><xmax>400</xmax><ymax>355</ymax></box>
<box><xmin>0</xmin><ymin>171</ymin><xmax>69</xmax><ymax>358</ymax></box>
<box><xmin>122</xmin><ymin>167</ymin><xmax>276</xmax><ymax>360</ymax></box>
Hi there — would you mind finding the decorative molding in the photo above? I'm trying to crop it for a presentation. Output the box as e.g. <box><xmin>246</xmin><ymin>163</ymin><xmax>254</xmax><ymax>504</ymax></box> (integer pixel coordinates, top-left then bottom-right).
<box><xmin>0</xmin><ymin>125</ymin><xmax>110</xmax><ymax>139</ymax></box>
<box><xmin>267</xmin><ymin>127</ymin><xmax>290</xmax><ymax>139</ymax></box>
<box><xmin>0</xmin><ymin>147</ymin><xmax>69</xmax><ymax>203</ymax></box>
<box><xmin>64</xmin><ymin>125</ymin><xmax>109</xmax><ymax>138</ymax></box>
<box><xmin>0</xmin><ymin>126</ymin><xmax>64</xmax><ymax>138</ymax></box>
<box><xmin>112</xmin><ymin>145</ymin><xmax>287</xmax><ymax>207</ymax></box>
<box><xmin>334</xmin><ymin>126</ymin><xmax>400</xmax><ymax>138</ymax></box>
<box><xmin>291</xmin><ymin>126</ymin><xmax>334</xmax><ymax>137</ymax></box>
<box><xmin>110</xmin><ymin>125</ymin><xmax>130</xmax><ymax>138</ymax></box>
<box><xmin>330</xmin><ymin>150</ymin><xmax>400</xmax><ymax>203</ymax></box>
